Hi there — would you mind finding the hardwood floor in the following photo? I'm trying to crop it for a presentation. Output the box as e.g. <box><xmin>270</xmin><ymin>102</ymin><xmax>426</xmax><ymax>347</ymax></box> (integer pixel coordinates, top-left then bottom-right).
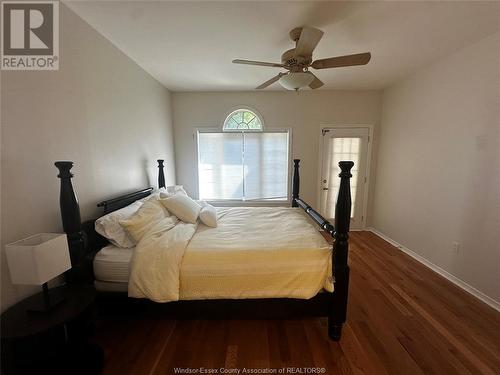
<box><xmin>92</xmin><ymin>231</ymin><xmax>500</xmax><ymax>374</ymax></box>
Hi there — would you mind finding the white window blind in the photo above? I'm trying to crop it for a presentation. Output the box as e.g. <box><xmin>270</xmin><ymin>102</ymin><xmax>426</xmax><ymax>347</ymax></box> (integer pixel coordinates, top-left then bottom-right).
<box><xmin>198</xmin><ymin>131</ymin><xmax>289</xmax><ymax>201</ymax></box>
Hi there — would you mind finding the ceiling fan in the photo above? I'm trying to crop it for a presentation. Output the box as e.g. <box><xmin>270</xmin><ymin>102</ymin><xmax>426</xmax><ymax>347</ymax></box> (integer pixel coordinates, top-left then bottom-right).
<box><xmin>232</xmin><ymin>26</ymin><xmax>371</xmax><ymax>91</ymax></box>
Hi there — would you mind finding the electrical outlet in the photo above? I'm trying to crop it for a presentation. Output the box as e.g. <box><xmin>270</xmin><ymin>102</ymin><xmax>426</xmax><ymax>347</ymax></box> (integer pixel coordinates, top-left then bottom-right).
<box><xmin>452</xmin><ymin>242</ymin><xmax>460</xmax><ymax>254</ymax></box>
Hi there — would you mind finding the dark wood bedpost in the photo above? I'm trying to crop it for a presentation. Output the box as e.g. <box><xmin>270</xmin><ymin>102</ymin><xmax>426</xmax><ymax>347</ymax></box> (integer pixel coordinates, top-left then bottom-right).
<box><xmin>157</xmin><ymin>159</ymin><xmax>166</xmax><ymax>189</ymax></box>
<box><xmin>329</xmin><ymin>161</ymin><xmax>354</xmax><ymax>341</ymax></box>
<box><xmin>291</xmin><ymin>159</ymin><xmax>300</xmax><ymax>207</ymax></box>
<box><xmin>54</xmin><ymin>161</ymin><xmax>86</xmax><ymax>267</ymax></box>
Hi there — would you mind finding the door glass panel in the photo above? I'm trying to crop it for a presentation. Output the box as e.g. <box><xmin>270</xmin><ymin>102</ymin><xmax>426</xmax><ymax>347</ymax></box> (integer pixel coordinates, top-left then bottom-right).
<box><xmin>323</xmin><ymin>137</ymin><xmax>360</xmax><ymax>218</ymax></box>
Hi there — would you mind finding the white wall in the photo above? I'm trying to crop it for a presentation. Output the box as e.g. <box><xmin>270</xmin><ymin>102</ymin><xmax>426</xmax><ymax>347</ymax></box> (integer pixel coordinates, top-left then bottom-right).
<box><xmin>373</xmin><ymin>31</ymin><xmax>500</xmax><ymax>303</ymax></box>
<box><xmin>172</xmin><ymin>91</ymin><xmax>381</xmax><ymax>211</ymax></box>
<box><xmin>0</xmin><ymin>4</ymin><xmax>176</xmax><ymax>310</ymax></box>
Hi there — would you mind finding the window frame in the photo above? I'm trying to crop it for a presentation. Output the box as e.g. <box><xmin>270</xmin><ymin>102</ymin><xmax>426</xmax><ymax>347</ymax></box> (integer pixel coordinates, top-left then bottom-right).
<box><xmin>222</xmin><ymin>107</ymin><xmax>265</xmax><ymax>132</ymax></box>
<box><xmin>195</xmin><ymin>127</ymin><xmax>293</xmax><ymax>206</ymax></box>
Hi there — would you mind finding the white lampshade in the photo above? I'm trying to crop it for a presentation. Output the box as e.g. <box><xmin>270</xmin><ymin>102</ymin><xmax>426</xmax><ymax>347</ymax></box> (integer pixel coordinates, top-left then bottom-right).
<box><xmin>279</xmin><ymin>72</ymin><xmax>315</xmax><ymax>90</ymax></box>
<box><xmin>5</xmin><ymin>233</ymin><xmax>71</xmax><ymax>285</ymax></box>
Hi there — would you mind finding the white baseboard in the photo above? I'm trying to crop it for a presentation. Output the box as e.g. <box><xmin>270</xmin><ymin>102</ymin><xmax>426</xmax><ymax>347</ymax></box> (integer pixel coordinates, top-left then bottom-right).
<box><xmin>366</xmin><ymin>227</ymin><xmax>500</xmax><ymax>312</ymax></box>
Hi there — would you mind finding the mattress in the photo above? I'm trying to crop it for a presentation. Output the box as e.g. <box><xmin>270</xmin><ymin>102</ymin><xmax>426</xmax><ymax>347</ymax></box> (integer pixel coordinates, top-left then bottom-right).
<box><xmin>94</xmin><ymin>207</ymin><xmax>332</xmax><ymax>299</ymax></box>
<box><xmin>93</xmin><ymin>245</ymin><xmax>133</xmax><ymax>284</ymax></box>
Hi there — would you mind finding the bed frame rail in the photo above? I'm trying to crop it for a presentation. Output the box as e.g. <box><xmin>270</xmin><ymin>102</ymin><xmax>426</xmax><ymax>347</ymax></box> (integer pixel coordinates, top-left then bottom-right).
<box><xmin>291</xmin><ymin>158</ymin><xmax>353</xmax><ymax>340</ymax></box>
<box><xmin>294</xmin><ymin>198</ymin><xmax>335</xmax><ymax>236</ymax></box>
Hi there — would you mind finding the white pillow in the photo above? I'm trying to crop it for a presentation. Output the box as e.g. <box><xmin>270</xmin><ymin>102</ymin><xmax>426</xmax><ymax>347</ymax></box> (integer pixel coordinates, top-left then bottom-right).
<box><xmin>119</xmin><ymin>198</ymin><xmax>169</xmax><ymax>243</ymax></box>
<box><xmin>160</xmin><ymin>194</ymin><xmax>201</xmax><ymax>224</ymax></box>
<box><xmin>199</xmin><ymin>203</ymin><xmax>217</xmax><ymax>227</ymax></box>
<box><xmin>167</xmin><ymin>185</ymin><xmax>188</xmax><ymax>196</ymax></box>
<box><xmin>95</xmin><ymin>201</ymin><xmax>142</xmax><ymax>248</ymax></box>
<box><xmin>138</xmin><ymin>188</ymin><xmax>170</xmax><ymax>203</ymax></box>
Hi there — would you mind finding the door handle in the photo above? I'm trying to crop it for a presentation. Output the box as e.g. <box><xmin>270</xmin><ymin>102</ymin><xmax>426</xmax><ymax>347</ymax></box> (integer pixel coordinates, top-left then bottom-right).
<box><xmin>322</xmin><ymin>188</ymin><xmax>329</xmax><ymax>191</ymax></box>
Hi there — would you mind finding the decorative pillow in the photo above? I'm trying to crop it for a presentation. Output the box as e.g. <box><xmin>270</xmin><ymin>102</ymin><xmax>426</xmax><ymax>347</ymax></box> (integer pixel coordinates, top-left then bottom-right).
<box><xmin>138</xmin><ymin>188</ymin><xmax>170</xmax><ymax>203</ymax></box>
<box><xmin>160</xmin><ymin>194</ymin><xmax>201</xmax><ymax>224</ymax></box>
<box><xmin>167</xmin><ymin>185</ymin><xmax>188</xmax><ymax>196</ymax></box>
<box><xmin>199</xmin><ymin>203</ymin><xmax>217</xmax><ymax>228</ymax></box>
<box><xmin>119</xmin><ymin>198</ymin><xmax>169</xmax><ymax>243</ymax></box>
<box><xmin>95</xmin><ymin>201</ymin><xmax>142</xmax><ymax>248</ymax></box>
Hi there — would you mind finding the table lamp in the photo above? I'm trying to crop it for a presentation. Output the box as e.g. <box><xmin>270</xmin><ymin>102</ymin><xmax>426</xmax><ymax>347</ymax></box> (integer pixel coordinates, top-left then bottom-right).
<box><xmin>5</xmin><ymin>233</ymin><xmax>72</xmax><ymax>313</ymax></box>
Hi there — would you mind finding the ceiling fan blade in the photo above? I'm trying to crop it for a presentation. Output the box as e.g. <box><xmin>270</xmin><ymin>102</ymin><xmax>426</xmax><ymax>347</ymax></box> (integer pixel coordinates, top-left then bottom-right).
<box><xmin>233</xmin><ymin>59</ymin><xmax>285</xmax><ymax>68</ymax></box>
<box><xmin>309</xmin><ymin>73</ymin><xmax>324</xmax><ymax>89</ymax></box>
<box><xmin>312</xmin><ymin>52</ymin><xmax>371</xmax><ymax>69</ymax></box>
<box><xmin>256</xmin><ymin>73</ymin><xmax>284</xmax><ymax>89</ymax></box>
<box><xmin>295</xmin><ymin>27</ymin><xmax>324</xmax><ymax>57</ymax></box>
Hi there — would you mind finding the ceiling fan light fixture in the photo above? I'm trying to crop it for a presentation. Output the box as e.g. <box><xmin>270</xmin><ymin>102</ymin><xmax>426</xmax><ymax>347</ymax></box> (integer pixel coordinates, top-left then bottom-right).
<box><xmin>279</xmin><ymin>71</ymin><xmax>315</xmax><ymax>91</ymax></box>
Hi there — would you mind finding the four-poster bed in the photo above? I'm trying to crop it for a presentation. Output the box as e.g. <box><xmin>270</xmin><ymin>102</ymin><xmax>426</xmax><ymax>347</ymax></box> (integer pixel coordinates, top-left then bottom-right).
<box><xmin>54</xmin><ymin>158</ymin><xmax>353</xmax><ymax>341</ymax></box>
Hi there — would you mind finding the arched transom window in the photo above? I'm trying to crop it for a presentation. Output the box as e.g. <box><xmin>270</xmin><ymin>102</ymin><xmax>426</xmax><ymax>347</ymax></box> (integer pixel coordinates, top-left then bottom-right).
<box><xmin>223</xmin><ymin>109</ymin><xmax>263</xmax><ymax>131</ymax></box>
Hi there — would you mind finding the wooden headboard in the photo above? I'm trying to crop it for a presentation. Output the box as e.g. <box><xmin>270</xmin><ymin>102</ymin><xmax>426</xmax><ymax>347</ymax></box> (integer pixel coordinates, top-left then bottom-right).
<box><xmin>96</xmin><ymin>188</ymin><xmax>153</xmax><ymax>214</ymax></box>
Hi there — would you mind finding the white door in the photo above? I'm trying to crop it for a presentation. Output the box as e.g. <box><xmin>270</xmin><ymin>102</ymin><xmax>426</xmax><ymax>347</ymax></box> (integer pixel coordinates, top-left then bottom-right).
<box><xmin>319</xmin><ymin>127</ymin><xmax>370</xmax><ymax>229</ymax></box>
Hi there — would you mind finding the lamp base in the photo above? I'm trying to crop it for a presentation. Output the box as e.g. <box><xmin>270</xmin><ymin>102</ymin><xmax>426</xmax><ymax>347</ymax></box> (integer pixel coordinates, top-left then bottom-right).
<box><xmin>27</xmin><ymin>283</ymin><xmax>66</xmax><ymax>314</ymax></box>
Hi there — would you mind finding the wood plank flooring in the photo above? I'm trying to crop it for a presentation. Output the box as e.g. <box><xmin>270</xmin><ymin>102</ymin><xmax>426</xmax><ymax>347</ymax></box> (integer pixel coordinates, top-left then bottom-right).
<box><xmin>92</xmin><ymin>231</ymin><xmax>500</xmax><ymax>374</ymax></box>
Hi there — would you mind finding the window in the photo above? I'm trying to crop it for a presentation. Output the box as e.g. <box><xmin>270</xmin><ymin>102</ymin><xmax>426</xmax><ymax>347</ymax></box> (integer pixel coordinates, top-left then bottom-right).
<box><xmin>197</xmin><ymin>109</ymin><xmax>289</xmax><ymax>201</ymax></box>
<box><xmin>223</xmin><ymin>109</ymin><xmax>263</xmax><ymax>131</ymax></box>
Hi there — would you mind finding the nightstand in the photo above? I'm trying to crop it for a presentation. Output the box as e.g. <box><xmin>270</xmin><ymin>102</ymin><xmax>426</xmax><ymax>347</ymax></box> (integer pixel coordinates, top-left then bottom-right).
<box><xmin>1</xmin><ymin>284</ymin><xmax>104</xmax><ymax>375</ymax></box>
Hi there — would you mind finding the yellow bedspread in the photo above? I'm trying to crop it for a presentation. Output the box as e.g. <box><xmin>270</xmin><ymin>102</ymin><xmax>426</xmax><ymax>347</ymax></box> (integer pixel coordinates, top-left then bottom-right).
<box><xmin>179</xmin><ymin>207</ymin><xmax>332</xmax><ymax>300</ymax></box>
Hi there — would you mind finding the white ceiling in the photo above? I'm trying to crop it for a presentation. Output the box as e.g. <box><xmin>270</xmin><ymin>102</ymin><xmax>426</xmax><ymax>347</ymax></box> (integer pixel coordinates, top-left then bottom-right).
<box><xmin>65</xmin><ymin>1</ymin><xmax>500</xmax><ymax>92</ymax></box>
